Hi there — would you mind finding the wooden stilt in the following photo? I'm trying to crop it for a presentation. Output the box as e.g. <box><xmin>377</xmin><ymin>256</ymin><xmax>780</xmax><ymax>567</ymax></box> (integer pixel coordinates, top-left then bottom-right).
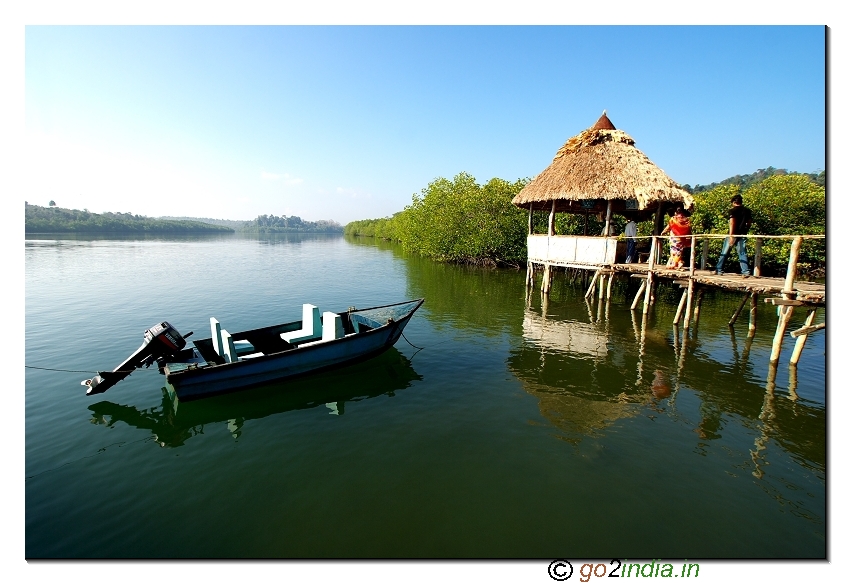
<box><xmin>729</xmin><ymin>291</ymin><xmax>751</xmax><ymax>326</ymax></box>
<box><xmin>643</xmin><ymin>237</ymin><xmax>656</xmax><ymax>314</ymax></box>
<box><xmin>606</xmin><ymin>271</ymin><xmax>614</xmax><ymax>300</ymax></box>
<box><xmin>683</xmin><ymin>279</ymin><xmax>695</xmax><ymax>330</ymax></box>
<box><xmin>541</xmin><ymin>265</ymin><xmax>549</xmax><ymax>295</ymax></box>
<box><xmin>584</xmin><ymin>269</ymin><xmax>600</xmax><ymax>299</ymax></box>
<box><xmin>598</xmin><ymin>273</ymin><xmax>606</xmax><ymax>300</ymax></box>
<box><xmin>673</xmin><ymin>288</ymin><xmax>688</xmax><ymax>325</ymax></box>
<box><xmin>789</xmin><ymin>308</ymin><xmax>817</xmax><ymax>366</ymax></box>
<box><xmin>692</xmin><ymin>288</ymin><xmax>706</xmax><ymax>329</ymax></box>
<box><xmin>631</xmin><ymin>279</ymin><xmax>647</xmax><ymax>310</ymax></box>
<box><xmin>770</xmin><ymin>305</ymin><xmax>795</xmax><ymax>363</ymax></box>
<box><xmin>748</xmin><ymin>292</ymin><xmax>758</xmax><ymax>338</ymax></box>
<box><xmin>770</xmin><ymin>237</ymin><xmax>803</xmax><ymax>364</ymax></box>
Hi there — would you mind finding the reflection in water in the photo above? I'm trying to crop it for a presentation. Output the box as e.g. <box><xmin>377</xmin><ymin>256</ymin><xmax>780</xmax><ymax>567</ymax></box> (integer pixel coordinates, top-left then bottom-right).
<box><xmin>510</xmin><ymin>307</ymin><xmax>645</xmax><ymax>443</ymax></box>
<box><xmin>88</xmin><ymin>349</ymin><xmax>421</xmax><ymax>447</ymax></box>
<box><xmin>509</xmin><ymin>298</ymin><xmax>825</xmax><ymax>480</ymax></box>
<box><xmin>650</xmin><ymin>370</ymin><xmax>671</xmax><ymax>399</ymax></box>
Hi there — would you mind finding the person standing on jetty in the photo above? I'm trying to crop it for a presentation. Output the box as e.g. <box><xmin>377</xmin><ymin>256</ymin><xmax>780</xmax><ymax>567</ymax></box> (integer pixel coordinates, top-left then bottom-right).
<box><xmin>715</xmin><ymin>194</ymin><xmax>753</xmax><ymax>277</ymax></box>
<box><xmin>660</xmin><ymin>207</ymin><xmax>692</xmax><ymax>269</ymax></box>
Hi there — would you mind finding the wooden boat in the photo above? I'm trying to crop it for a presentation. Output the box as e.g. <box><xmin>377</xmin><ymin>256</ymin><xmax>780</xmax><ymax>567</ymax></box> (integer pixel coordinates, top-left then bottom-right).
<box><xmin>83</xmin><ymin>298</ymin><xmax>424</xmax><ymax>401</ymax></box>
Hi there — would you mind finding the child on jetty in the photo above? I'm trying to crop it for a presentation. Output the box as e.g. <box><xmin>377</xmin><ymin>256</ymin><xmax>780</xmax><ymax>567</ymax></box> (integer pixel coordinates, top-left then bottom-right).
<box><xmin>661</xmin><ymin>207</ymin><xmax>692</xmax><ymax>269</ymax></box>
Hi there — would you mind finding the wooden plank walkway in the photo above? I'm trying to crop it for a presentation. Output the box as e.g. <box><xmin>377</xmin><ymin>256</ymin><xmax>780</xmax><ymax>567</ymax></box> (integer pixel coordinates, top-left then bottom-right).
<box><xmin>608</xmin><ymin>263</ymin><xmax>825</xmax><ymax>305</ymax></box>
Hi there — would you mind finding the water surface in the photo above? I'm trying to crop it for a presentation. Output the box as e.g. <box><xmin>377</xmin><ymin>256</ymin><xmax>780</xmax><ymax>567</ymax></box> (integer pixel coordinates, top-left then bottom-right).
<box><xmin>25</xmin><ymin>234</ymin><xmax>825</xmax><ymax>558</ymax></box>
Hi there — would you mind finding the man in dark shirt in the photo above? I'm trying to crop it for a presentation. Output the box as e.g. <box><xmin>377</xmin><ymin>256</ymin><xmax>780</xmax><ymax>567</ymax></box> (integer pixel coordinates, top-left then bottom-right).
<box><xmin>715</xmin><ymin>194</ymin><xmax>752</xmax><ymax>276</ymax></box>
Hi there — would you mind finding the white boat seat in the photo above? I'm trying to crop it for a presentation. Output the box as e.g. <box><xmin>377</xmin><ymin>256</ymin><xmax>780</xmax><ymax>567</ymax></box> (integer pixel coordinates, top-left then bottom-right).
<box><xmin>211</xmin><ymin>317</ymin><xmax>261</xmax><ymax>362</ymax></box>
<box><xmin>301</xmin><ymin>312</ymin><xmax>345</xmax><ymax>347</ymax></box>
<box><xmin>280</xmin><ymin>304</ymin><xmax>322</xmax><ymax>344</ymax></box>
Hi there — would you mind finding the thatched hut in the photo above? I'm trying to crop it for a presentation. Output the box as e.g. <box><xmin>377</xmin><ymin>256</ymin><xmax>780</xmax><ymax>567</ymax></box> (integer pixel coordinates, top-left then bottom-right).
<box><xmin>512</xmin><ymin>111</ymin><xmax>693</xmax><ymax>235</ymax></box>
<box><xmin>514</xmin><ymin>112</ymin><xmax>693</xmax><ymax>275</ymax></box>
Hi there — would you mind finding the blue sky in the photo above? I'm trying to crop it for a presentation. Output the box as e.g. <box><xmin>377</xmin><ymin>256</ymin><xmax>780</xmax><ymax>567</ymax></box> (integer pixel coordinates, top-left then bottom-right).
<box><xmin>22</xmin><ymin>24</ymin><xmax>825</xmax><ymax>225</ymax></box>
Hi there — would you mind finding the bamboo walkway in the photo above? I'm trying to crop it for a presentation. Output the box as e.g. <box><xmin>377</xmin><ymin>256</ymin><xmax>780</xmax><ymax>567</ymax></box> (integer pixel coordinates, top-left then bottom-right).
<box><xmin>528</xmin><ymin>234</ymin><xmax>825</xmax><ymax>368</ymax></box>
<box><xmin>610</xmin><ymin>264</ymin><xmax>825</xmax><ymax>305</ymax></box>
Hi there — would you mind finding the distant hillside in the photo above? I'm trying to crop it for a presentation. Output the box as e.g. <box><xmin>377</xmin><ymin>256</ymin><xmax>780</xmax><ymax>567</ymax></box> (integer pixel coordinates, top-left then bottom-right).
<box><xmin>682</xmin><ymin>167</ymin><xmax>825</xmax><ymax>194</ymax></box>
<box><xmin>25</xmin><ymin>204</ymin><xmax>234</xmax><ymax>234</ymax></box>
<box><xmin>160</xmin><ymin>214</ymin><xmax>343</xmax><ymax>233</ymax></box>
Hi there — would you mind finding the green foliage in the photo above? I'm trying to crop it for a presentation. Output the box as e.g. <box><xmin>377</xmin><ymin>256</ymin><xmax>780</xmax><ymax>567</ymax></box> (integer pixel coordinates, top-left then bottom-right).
<box><xmin>691</xmin><ymin>174</ymin><xmax>825</xmax><ymax>276</ymax></box>
<box><xmin>346</xmin><ymin>173</ymin><xmax>529</xmax><ymax>266</ymax></box>
<box><xmin>25</xmin><ymin>204</ymin><xmax>234</xmax><ymax>234</ymax></box>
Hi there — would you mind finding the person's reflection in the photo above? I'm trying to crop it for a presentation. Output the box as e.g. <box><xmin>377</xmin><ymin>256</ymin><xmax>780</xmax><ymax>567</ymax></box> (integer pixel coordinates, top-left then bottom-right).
<box><xmin>651</xmin><ymin>369</ymin><xmax>671</xmax><ymax>399</ymax></box>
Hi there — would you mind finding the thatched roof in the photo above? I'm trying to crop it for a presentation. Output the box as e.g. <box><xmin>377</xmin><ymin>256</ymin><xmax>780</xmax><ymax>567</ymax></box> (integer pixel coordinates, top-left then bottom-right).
<box><xmin>512</xmin><ymin>112</ymin><xmax>693</xmax><ymax>214</ymax></box>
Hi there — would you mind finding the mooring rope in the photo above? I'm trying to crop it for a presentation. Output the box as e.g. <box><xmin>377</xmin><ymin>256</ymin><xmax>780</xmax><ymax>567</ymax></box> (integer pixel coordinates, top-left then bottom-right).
<box><xmin>24</xmin><ymin>365</ymin><xmax>158</xmax><ymax>375</ymax></box>
<box><xmin>400</xmin><ymin>330</ymin><xmax>425</xmax><ymax>351</ymax></box>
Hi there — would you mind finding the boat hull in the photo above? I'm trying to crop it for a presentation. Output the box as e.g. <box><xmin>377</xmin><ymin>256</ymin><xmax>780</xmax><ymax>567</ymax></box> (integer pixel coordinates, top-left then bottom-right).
<box><xmin>164</xmin><ymin>299</ymin><xmax>422</xmax><ymax>401</ymax></box>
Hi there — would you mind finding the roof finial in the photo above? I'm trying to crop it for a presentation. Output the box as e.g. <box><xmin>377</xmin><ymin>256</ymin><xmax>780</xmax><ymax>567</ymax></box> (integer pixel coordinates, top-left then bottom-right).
<box><xmin>591</xmin><ymin>110</ymin><xmax>616</xmax><ymax>131</ymax></box>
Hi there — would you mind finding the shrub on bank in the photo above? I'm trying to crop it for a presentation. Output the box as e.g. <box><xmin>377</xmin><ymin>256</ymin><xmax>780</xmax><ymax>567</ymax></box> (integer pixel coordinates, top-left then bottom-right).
<box><xmin>690</xmin><ymin>175</ymin><xmax>825</xmax><ymax>276</ymax></box>
<box><xmin>348</xmin><ymin>173</ymin><xmax>529</xmax><ymax>266</ymax></box>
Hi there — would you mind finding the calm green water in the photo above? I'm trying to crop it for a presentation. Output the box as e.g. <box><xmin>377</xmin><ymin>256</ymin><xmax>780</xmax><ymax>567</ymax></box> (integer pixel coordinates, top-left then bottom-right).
<box><xmin>25</xmin><ymin>234</ymin><xmax>825</xmax><ymax>558</ymax></box>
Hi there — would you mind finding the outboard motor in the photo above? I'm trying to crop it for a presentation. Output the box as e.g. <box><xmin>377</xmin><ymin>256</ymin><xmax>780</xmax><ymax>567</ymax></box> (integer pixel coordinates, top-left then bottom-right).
<box><xmin>83</xmin><ymin>321</ymin><xmax>189</xmax><ymax>396</ymax></box>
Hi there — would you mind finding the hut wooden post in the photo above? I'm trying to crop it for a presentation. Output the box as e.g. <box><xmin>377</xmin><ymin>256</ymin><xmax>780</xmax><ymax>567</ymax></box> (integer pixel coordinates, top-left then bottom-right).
<box><xmin>603</xmin><ymin>200</ymin><xmax>612</xmax><ymax>237</ymax></box>
<box><xmin>769</xmin><ymin>236</ymin><xmax>803</xmax><ymax>363</ymax></box>
<box><xmin>754</xmin><ymin>237</ymin><xmax>763</xmax><ymax>277</ymax></box>
<box><xmin>789</xmin><ymin>308</ymin><xmax>818</xmax><ymax>366</ymax></box>
<box><xmin>548</xmin><ymin>200</ymin><xmax>556</xmax><ymax>236</ymax></box>
<box><xmin>748</xmin><ymin>292</ymin><xmax>758</xmax><ymax>338</ymax></box>
<box><xmin>528</xmin><ymin>204</ymin><xmax>533</xmax><ymax>235</ymax></box>
<box><xmin>643</xmin><ymin>237</ymin><xmax>656</xmax><ymax>314</ymax></box>
<box><xmin>701</xmin><ymin>237</ymin><xmax>709</xmax><ymax>270</ymax></box>
<box><xmin>653</xmin><ymin>205</ymin><xmax>666</xmax><ymax>236</ymax></box>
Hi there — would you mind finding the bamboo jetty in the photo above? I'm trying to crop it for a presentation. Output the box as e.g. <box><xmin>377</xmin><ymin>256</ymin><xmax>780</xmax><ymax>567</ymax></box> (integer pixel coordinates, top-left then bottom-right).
<box><xmin>526</xmin><ymin>233</ymin><xmax>825</xmax><ymax>368</ymax></box>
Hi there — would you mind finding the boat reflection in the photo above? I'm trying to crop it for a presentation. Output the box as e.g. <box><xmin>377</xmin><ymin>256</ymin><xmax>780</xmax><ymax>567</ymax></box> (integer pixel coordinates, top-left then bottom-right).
<box><xmin>87</xmin><ymin>348</ymin><xmax>422</xmax><ymax>447</ymax></box>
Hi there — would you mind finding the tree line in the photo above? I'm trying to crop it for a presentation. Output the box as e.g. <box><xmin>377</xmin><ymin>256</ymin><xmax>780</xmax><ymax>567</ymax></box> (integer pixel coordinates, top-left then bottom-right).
<box><xmin>26</xmin><ymin>205</ymin><xmax>343</xmax><ymax>235</ymax></box>
<box><xmin>25</xmin><ymin>204</ymin><xmax>234</xmax><ymax>234</ymax></box>
<box><xmin>345</xmin><ymin>169</ymin><xmax>826</xmax><ymax>277</ymax></box>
